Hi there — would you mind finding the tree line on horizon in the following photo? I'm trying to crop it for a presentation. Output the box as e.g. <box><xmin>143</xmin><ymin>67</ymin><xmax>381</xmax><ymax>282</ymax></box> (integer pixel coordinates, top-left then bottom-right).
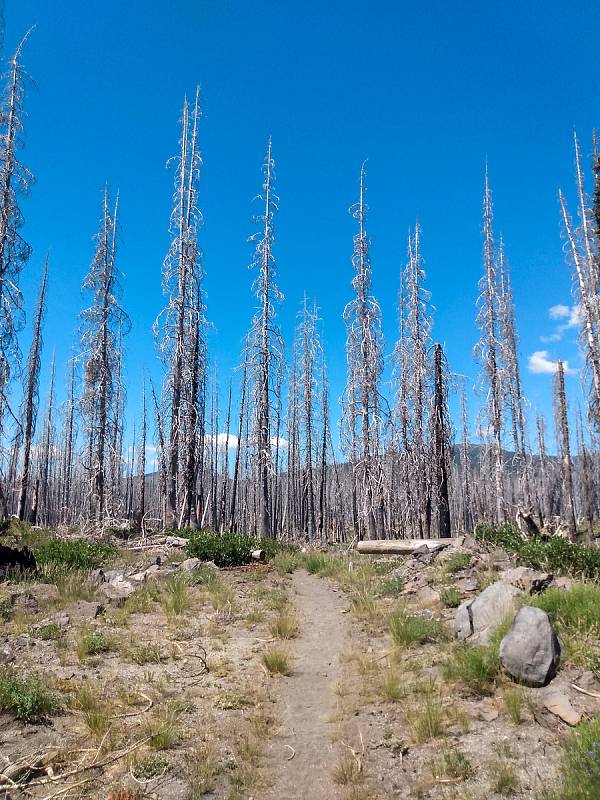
<box><xmin>0</xmin><ymin>32</ymin><xmax>598</xmax><ymax>541</ymax></box>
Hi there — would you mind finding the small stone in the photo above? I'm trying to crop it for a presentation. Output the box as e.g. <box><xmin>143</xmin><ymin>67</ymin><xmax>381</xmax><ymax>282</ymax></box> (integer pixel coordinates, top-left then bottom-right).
<box><xmin>543</xmin><ymin>690</ymin><xmax>581</xmax><ymax>726</ymax></box>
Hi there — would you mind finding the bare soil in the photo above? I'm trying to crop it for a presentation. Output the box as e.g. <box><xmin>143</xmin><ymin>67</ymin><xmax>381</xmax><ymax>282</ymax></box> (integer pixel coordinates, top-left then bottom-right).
<box><xmin>264</xmin><ymin>571</ymin><xmax>349</xmax><ymax>799</ymax></box>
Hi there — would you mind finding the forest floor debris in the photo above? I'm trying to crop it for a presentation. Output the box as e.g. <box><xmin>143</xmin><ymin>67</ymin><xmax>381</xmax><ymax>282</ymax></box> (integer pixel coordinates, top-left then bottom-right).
<box><xmin>1</xmin><ymin>527</ymin><xmax>600</xmax><ymax>798</ymax></box>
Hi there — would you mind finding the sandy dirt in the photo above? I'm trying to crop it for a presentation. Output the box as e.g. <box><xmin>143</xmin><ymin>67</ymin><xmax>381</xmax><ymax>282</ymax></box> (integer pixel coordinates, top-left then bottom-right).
<box><xmin>264</xmin><ymin>570</ymin><xmax>350</xmax><ymax>800</ymax></box>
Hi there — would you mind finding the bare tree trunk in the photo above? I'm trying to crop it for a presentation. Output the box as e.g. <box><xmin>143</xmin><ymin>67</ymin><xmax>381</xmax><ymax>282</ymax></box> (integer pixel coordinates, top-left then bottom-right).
<box><xmin>553</xmin><ymin>360</ymin><xmax>577</xmax><ymax>537</ymax></box>
<box><xmin>17</xmin><ymin>259</ymin><xmax>47</xmax><ymax>519</ymax></box>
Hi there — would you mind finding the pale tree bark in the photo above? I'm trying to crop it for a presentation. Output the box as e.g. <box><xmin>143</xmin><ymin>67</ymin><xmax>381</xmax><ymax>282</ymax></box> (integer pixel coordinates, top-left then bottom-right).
<box><xmin>79</xmin><ymin>188</ymin><xmax>130</xmax><ymax>523</ymax></box>
<box><xmin>474</xmin><ymin>168</ymin><xmax>504</xmax><ymax>523</ymax></box>
<box><xmin>247</xmin><ymin>138</ymin><xmax>284</xmax><ymax>538</ymax></box>
<box><xmin>17</xmin><ymin>258</ymin><xmax>47</xmax><ymax>520</ymax></box>
<box><xmin>342</xmin><ymin>164</ymin><xmax>384</xmax><ymax>540</ymax></box>
<box><xmin>553</xmin><ymin>360</ymin><xmax>577</xmax><ymax>537</ymax></box>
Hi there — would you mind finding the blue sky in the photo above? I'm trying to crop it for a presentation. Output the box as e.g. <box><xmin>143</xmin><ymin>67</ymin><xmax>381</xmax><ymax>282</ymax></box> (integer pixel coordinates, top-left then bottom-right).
<box><xmin>4</xmin><ymin>0</ymin><xmax>600</xmax><ymax>451</ymax></box>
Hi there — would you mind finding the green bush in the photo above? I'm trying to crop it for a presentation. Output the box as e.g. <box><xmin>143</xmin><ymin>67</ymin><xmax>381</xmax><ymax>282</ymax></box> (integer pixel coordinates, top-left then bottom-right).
<box><xmin>474</xmin><ymin>523</ymin><xmax>600</xmax><ymax>581</ymax></box>
<box><xmin>34</xmin><ymin>538</ymin><xmax>117</xmax><ymax>570</ymax></box>
<box><xmin>0</xmin><ymin>667</ymin><xmax>61</xmax><ymax>720</ymax></box>
<box><xmin>184</xmin><ymin>531</ymin><xmax>290</xmax><ymax>567</ymax></box>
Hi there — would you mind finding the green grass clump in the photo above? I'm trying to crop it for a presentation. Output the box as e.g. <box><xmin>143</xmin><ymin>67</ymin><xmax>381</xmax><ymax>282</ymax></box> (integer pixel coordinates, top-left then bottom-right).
<box><xmin>529</xmin><ymin>584</ymin><xmax>600</xmax><ymax>669</ymax></box>
<box><xmin>378</xmin><ymin>575</ymin><xmax>404</xmax><ymax>597</ymax></box>
<box><xmin>262</xmin><ymin>647</ymin><xmax>291</xmax><ymax>676</ymax></box>
<box><xmin>443</xmin><ymin>552</ymin><xmax>471</xmax><ymax>573</ymax></box>
<box><xmin>303</xmin><ymin>552</ymin><xmax>332</xmax><ymax>574</ymax></box>
<box><xmin>273</xmin><ymin>551</ymin><xmax>299</xmax><ymax>575</ymax></box>
<box><xmin>489</xmin><ymin>758</ymin><xmax>518</xmax><ymax>795</ymax></box>
<box><xmin>431</xmin><ymin>750</ymin><xmax>473</xmax><ymax>780</ymax></box>
<box><xmin>475</xmin><ymin>523</ymin><xmax>600</xmax><ymax>581</ymax></box>
<box><xmin>161</xmin><ymin>574</ymin><xmax>192</xmax><ymax>618</ymax></box>
<box><xmin>269</xmin><ymin>611</ymin><xmax>299</xmax><ymax>639</ymax></box>
<box><xmin>76</xmin><ymin>627</ymin><xmax>114</xmax><ymax>660</ymax></box>
<box><xmin>408</xmin><ymin>696</ymin><xmax>447</xmax><ymax>742</ymax></box>
<box><xmin>530</xmin><ymin>584</ymin><xmax>600</xmax><ymax>632</ymax></box>
<box><xmin>440</xmin><ymin>586</ymin><xmax>461</xmax><ymax>607</ymax></box>
<box><xmin>388</xmin><ymin>609</ymin><xmax>448</xmax><ymax>647</ymax></box>
<box><xmin>554</xmin><ymin>714</ymin><xmax>600</xmax><ymax>799</ymax></box>
<box><xmin>0</xmin><ymin>667</ymin><xmax>61</xmax><ymax>720</ymax></box>
<box><xmin>381</xmin><ymin>668</ymin><xmax>405</xmax><ymax>702</ymax></box>
<box><xmin>443</xmin><ymin>644</ymin><xmax>500</xmax><ymax>695</ymax></box>
<box><xmin>502</xmin><ymin>685</ymin><xmax>524</xmax><ymax>725</ymax></box>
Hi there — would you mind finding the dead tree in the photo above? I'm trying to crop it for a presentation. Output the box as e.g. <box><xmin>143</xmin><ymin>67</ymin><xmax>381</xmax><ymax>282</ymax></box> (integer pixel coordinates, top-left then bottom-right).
<box><xmin>559</xmin><ymin>133</ymin><xmax>600</xmax><ymax>433</ymax></box>
<box><xmin>459</xmin><ymin>384</ymin><xmax>473</xmax><ymax>532</ymax></box>
<box><xmin>247</xmin><ymin>139</ymin><xmax>284</xmax><ymax>538</ymax></box>
<box><xmin>497</xmin><ymin>240</ymin><xmax>530</xmax><ymax>506</ymax></box>
<box><xmin>154</xmin><ymin>89</ymin><xmax>206</xmax><ymax>527</ymax></box>
<box><xmin>17</xmin><ymin>259</ymin><xmax>47</xmax><ymax>520</ymax></box>
<box><xmin>431</xmin><ymin>343</ymin><xmax>452</xmax><ymax>537</ymax></box>
<box><xmin>474</xmin><ymin>169</ymin><xmax>504</xmax><ymax>523</ymax></box>
<box><xmin>0</xmin><ymin>31</ymin><xmax>34</xmax><ymax>512</ymax></box>
<box><xmin>79</xmin><ymin>189</ymin><xmax>130</xmax><ymax>522</ymax></box>
<box><xmin>342</xmin><ymin>164</ymin><xmax>384</xmax><ymax>540</ymax></box>
<box><xmin>553</xmin><ymin>360</ymin><xmax>577</xmax><ymax>537</ymax></box>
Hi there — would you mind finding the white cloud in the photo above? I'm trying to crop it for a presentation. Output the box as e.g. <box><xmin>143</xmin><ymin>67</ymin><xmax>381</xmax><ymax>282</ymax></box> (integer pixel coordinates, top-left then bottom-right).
<box><xmin>205</xmin><ymin>433</ymin><xmax>239</xmax><ymax>449</ymax></box>
<box><xmin>270</xmin><ymin>436</ymin><xmax>288</xmax><ymax>449</ymax></box>
<box><xmin>541</xmin><ymin>304</ymin><xmax>582</xmax><ymax>343</ymax></box>
<box><xmin>549</xmin><ymin>304</ymin><xmax>570</xmax><ymax>320</ymax></box>
<box><xmin>527</xmin><ymin>350</ymin><xmax>576</xmax><ymax>375</ymax></box>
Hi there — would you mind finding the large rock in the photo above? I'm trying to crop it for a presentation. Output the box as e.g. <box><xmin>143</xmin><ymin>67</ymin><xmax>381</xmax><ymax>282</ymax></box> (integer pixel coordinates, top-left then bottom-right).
<box><xmin>500</xmin><ymin>566</ymin><xmax>552</xmax><ymax>594</ymax></box>
<box><xmin>454</xmin><ymin>581</ymin><xmax>521</xmax><ymax>643</ymax></box>
<box><xmin>499</xmin><ymin>606</ymin><xmax>561</xmax><ymax>687</ymax></box>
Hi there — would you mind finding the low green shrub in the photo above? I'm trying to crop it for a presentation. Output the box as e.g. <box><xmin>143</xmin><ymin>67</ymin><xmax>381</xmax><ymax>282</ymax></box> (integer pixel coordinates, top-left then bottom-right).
<box><xmin>34</xmin><ymin>538</ymin><xmax>117</xmax><ymax>570</ymax></box>
<box><xmin>474</xmin><ymin>523</ymin><xmax>600</xmax><ymax>581</ymax></box>
<box><xmin>440</xmin><ymin>586</ymin><xmax>461</xmax><ymax>607</ymax></box>
<box><xmin>0</xmin><ymin>667</ymin><xmax>61</xmax><ymax>720</ymax></box>
<box><xmin>379</xmin><ymin>575</ymin><xmax>404</xmax><ymax>597</ymax></box>
<box><xmin>530</xmin><ymin>584</ymin><xmax>600</xmax><ymax>633</ymax></box>
<box><xmin>443</xmin><ymin>552</ymin><xmax>471</xmax><ymax>573</ymax></box>
<box><xmin>184</xmin><ymin>531</ymin><xmax>290</xmax><ymax>567</ymax></box>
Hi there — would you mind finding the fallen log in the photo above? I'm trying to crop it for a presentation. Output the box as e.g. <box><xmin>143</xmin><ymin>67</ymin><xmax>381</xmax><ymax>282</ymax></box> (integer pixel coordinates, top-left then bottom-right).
<box><xmin>356</xmin><ymin>538</ymin><xmax>457</xmax><ymax>555</ymax></box>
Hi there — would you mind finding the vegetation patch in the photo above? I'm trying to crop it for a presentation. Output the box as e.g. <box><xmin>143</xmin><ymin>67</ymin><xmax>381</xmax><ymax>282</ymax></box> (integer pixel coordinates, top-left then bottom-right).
<box><xmin>554</xmin><ymin>714</ymin><xmax>600</xmax><ymax>800</ymax></box>
<box><xmin>440</xmin><ymin>586</ymin><xmax>461</xmax><ymax>607</ymax></box>
<box><xmin>443</xmin><ymin>643</ymin><xmax>500</xmax><ymax>695</ymax></box>
<box><xmin>443</xmin><ymin>552</ymin><xmax>471</xmax><ymax>574</ymax></box>
<box><xmin>388</xmin><ymin>609</ymin><xmax>448</xmax><ymax>647</ymax></box>
<box><xmin>475</xmin><ymin>523</ymin><xmax>600</xmax><ymax>581</ymax></box>
<box><xmin>262</xmin><ymin>646</ymin><xmax>291</xmax><ymax>676</ymax></box>
<box><xmin>0</xmin><ymin>667</ymin><xmax>61</xmax><ymax>720</ymax></box>
<box><xmin>35</xmin><ymin>537</ymin><xmax>117</xmax><ymax>570</ymax></box>
<box><xmin>184</xmin><ymin>530</ymin><xmax>290</xmax><ymax>567</ymax></box>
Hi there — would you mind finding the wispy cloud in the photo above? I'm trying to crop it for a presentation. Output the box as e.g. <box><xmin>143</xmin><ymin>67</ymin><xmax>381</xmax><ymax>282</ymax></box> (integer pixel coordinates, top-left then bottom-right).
<box><xmin>527</xmin><ymin>350</ymin><xmax>576</xmax><ymax>375</ymax></box>
<box><xmin>541</xmin><ymin>303</ymin><xmax>581</xmax><ymax>343</ymax></box>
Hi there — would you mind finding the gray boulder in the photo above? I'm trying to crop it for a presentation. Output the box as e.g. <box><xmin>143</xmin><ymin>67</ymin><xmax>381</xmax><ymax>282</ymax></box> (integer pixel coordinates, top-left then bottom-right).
<box><xmin>499</xmin><ymin>606</ymin><xmax>561</xmax><ymax>687</ymax></box>
<box><xmin>500</xmin><ymin>566</ymin><xmax>553</xmax><ymax>594</ymax></box>
<box><xmin>454</xmin><ymin>581</ymin><xmax>521</xmax><ymax>643</ymax></box>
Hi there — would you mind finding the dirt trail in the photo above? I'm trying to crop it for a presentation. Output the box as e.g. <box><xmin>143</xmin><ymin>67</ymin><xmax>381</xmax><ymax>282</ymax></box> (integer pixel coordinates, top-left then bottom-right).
<box><xmin>265</xmin><ymin>569</ymin><xmax>350</xmax><ymax>799</ymax></box>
